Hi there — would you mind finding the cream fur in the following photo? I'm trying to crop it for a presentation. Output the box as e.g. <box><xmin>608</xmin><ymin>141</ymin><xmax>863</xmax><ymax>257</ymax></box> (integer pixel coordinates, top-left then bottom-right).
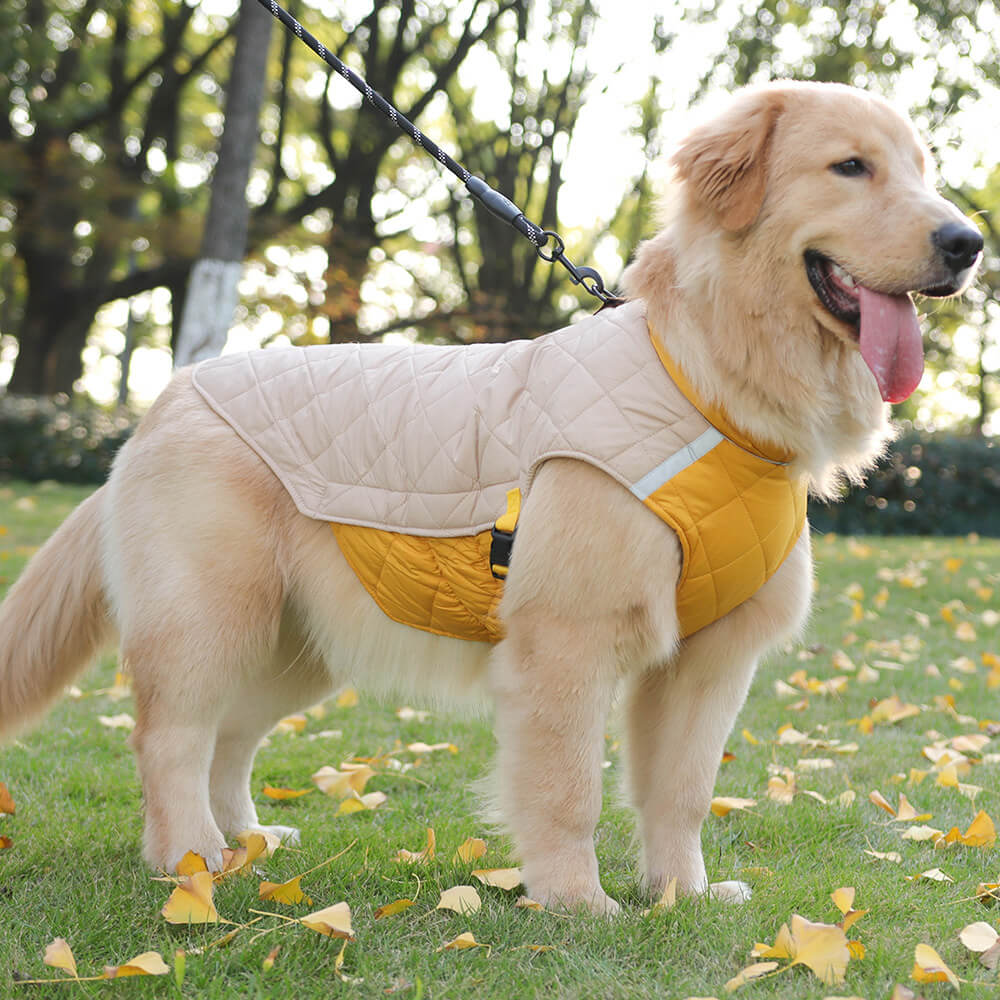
<box><xmin>0</xmin><ymin>81</ymin><xmax>979</xmax><ymax>914</ymax></box>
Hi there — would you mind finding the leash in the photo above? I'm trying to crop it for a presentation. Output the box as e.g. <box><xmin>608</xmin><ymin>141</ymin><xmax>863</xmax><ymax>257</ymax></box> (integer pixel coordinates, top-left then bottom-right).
<box><xmin>253</xmin><ymin>0</ymin><xmax>621</xmax><ymax>306</ymax></box>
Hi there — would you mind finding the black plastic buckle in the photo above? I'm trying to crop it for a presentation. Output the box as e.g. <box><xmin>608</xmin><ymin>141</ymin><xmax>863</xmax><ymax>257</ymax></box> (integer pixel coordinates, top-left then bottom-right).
<box><xmin>490</xmin><ymin>525</ymin><xmax>516</xmax><ymax>580</ymax></box>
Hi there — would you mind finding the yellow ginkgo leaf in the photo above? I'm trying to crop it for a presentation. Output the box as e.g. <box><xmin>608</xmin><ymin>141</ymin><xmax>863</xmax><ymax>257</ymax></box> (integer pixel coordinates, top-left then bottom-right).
<box><xmin>962</xmin><ymin>810</ymin><xmax>996</xmax><ymax>847</ymax></box>
<box><xmin>863</xmin><ymin>848</ymin><xmax>901</xmax><ymax>864</ymax></box>
<box><xmin>43</xmin><ymin>938</ymin><xmax>77</xmax><ymax>978</ymax></box>
<box><xmin>97</xmin><ymin>713</ymin><xmax>135</xmax><ymax>730</ymax></box>
<box><xmin>454</xmin><ymin>838</ymin><xmax>487</xmax><ymax>864</ymax></box>
<box><xmin>312</xmin><ymin>764</ymin><xmax>374</xmax><ymax>799</ymax></box>
<box><xmin>959</xmin><ymin>921</ymin><xmax>999</xmax><ymax>953</ymax></box>
<box><xmin>262</xmin><ymin>784</ymin><xmax>313</xmax><ymax>800</ymax></box>
<box><xmin>406</xmin><ymin>741</ymin><xmax>458</xmax><ymax>754</ymax></box>
<box><xmin>0</xmin><ymin>782</ymin><xmax>15</xmax><ymax>816</ymax></box>
<box><xmin>911</xmin><ymin>942</ymin><xmax>959</xmax><ymax>987</ymax></box>
<box><xmin>161</xmin><ymin>871</ymin><xmax>220</xmax><ymax>924</ymax></box>
<box><xmin>300</xmin><ymin>902</ymin><xmax>355</xmax><ymax>940</ymax></box>
<box><xmin>437</xmin><ymin>932</ymin><xmax>487</xmax><ymax>953</ymax></box>
<box><xmin>767</xmin><ymin>775</ymin><xmax>795</xmax><ymax>804</ymax></box>
<box><xmin>374</xmin><ymin>898</ymin><xmax>415</xmax><ymax>920</ymax></box>
<box><xmin>901</xmin><ymin>824</ymin><xmax>943</xmax><ymax>842</ymax></box>
<box><xmin>395</xmin><ymin>827</ymin><xmax>435</xmax><ymax>864</ymax></box>
<box><xmin>471</xmin><ymin>868</ymin><xmax>523</xmax><ymax>891</ymax></box>
<box><xmin>905</xmin><ymin>868</ymin><xmax>953</xmax><ymax>884</ymax></box>
<box><xmin>176</xmin><ymin>851</ymin><xmax>209</xmax><ymax>877</ymax></box>
<box><xmin>336</xmin><ymin>791</ymin><xmax>387</xmax><ymax>815</ymax></box>
<box><xmin>335</xmin><ymin>688</ymin><xmax>359</xmax><ymax>708</ymax></box>
<box><xmin>273</xmin><ymin>714</ymin><xmax>307</xmax><ymax>734</ymax></box>
<box><xmin>259</xmin><ymin>875</ymin><xmax>311</xmax><ymax>906</ymax></box>
<box><xmin>831</xmin><ymin>888</ymin><xmax>855</xmax><ymax>915</ymax></box>
<box><xmin>724</xmin><ymin>961</ymin><xmax>779</xmax><ymax>992</ymax></box>
<box><xmin>710</xmin><ymin>797</ymin><xmax>756</xmax><ymax>817</ymax></box>
<box><xmin>236</xmin><ymin>828</ymin><xmax>281</xmax><ymax>858</ymax></box>
<box><xmin>786</xmin><ymin>915</ymin><xmax>851</xmax><ymax>985</ymax></box>
<box><xmin>437</xmin><ymin>885</ymin><xmax>482</xmax><ymax>915</ymax></box>
<box><xmin>103</xmin><ymin>951</ymin><xmax>170</xmax><ymax>978</ymax></box>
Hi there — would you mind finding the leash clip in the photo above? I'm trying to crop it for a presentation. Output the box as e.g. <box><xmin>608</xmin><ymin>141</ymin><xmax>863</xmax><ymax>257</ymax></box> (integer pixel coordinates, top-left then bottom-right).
<box><xmin>538</xmin><ymin>231</ymin><xmax>621</xmax><ymax>304</ymax></box>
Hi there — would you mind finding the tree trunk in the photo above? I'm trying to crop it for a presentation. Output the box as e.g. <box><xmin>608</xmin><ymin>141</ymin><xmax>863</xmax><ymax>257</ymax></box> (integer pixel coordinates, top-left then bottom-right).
<box><xmin>173</xmin><ymin>0</ymin><xmax>273</xmax><ymax>367</ymax></box>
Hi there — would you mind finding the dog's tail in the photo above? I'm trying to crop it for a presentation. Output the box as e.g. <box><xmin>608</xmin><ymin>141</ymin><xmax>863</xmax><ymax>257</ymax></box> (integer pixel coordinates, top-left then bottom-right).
<box><xmin>0</xmin><ymin>486</ymin><xmax>114</xmax><ymax>738</ymax></box>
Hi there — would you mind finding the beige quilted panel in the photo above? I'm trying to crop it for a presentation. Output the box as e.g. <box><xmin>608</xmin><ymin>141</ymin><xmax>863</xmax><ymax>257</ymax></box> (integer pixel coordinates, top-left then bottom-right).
<box><xmin>191</xmin><ymin>300</ymin><xmax>710</xmax><ymax>535</ymax></box>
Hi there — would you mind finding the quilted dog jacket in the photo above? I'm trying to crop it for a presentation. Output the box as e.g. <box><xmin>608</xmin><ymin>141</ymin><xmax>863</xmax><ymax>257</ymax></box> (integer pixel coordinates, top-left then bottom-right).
<box><xmin>192</xmin><ymin>300</ymin><xmax>807</xmax><ymax>641</ymax></box>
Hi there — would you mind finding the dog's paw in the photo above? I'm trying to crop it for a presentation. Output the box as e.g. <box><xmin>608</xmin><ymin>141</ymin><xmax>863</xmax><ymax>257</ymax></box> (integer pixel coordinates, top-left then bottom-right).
<box><xmin>708</xmin><ymin>880</ymin><xmax>752</xmax><ymax>904</ymax></box>
<box><xmin>248</xmin><ymin>823</ymin><xmax>301</xmax><ymax>847</ymax></box>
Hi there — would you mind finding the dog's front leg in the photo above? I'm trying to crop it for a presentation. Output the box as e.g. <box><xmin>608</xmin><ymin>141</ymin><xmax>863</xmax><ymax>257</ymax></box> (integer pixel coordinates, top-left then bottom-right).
<box><xmin>624</xmin><ymin>631</ymin><xmax>760</xmax><ymax>900</ymax></box>
<box><xmin>625</xmin><ymin>528</ymin><xmax>813</xmax><ymax>901</ymax></box>
<box><xmin>491</xmin><ymin>610</ymin><xmax>619</xmax><ymax>915</ymax></box>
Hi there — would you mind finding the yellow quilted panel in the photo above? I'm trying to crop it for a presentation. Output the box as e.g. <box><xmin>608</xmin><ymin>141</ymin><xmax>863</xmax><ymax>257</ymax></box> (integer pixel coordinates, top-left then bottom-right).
<box><xmin>330</xmin><ymin>522</ymin><xmax>503</xmax><ymax>643</ymax></box>
<box><xmin>644</xmin><ymin>439</ymin><xmax>807</xmax><ymax>637</ymax></box>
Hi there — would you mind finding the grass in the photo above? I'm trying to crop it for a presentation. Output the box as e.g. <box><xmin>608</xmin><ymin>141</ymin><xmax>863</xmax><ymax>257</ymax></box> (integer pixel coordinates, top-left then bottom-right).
<box><xmin>1</xmin><ymin>478</ymin><xmax>999</xmax><ymax>999</ymax></box>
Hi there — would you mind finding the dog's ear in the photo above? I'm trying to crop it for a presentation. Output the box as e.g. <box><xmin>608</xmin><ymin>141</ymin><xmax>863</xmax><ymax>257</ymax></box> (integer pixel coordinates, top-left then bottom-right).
<box><xmin>671</xmin><ymin>90</ymin><xmax>784</xmax><ymax>232</ymax></box>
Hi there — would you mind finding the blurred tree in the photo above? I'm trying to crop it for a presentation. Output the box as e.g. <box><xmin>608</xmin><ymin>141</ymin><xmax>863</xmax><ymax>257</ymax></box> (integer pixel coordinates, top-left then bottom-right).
<box><xmin>0</xmin><ymin>0</ymin><xmax>236</xmax><ymax>394</ymax></box>
<box><xmin>173</xmin><ymin>0</ymin><xmax>273</xmax><ymax>368</ymax></box>
<box><xmin>683</xmin><ymin>0</ymin><xmax>1000</xmax><ymax>432</ymax></box>
<box><xmin>0</xmin><ymin>0</ymin><xmax>519</xmax><ymax>393</ymax></box>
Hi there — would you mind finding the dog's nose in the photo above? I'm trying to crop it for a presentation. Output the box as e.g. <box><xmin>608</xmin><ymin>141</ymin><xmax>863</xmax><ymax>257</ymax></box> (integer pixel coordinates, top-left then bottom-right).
<box><xmin>933</xmin><ymin>222</ymin><xmax>984</xmax><ymax>274</ymax></box>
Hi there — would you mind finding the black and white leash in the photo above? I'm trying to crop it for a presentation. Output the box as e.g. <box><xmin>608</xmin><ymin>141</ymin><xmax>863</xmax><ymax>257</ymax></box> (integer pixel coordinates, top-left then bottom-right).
<box><xmin>254</xmin><ymin>0</ymin><xmax>620</xmax><ymax>304</ymax></box>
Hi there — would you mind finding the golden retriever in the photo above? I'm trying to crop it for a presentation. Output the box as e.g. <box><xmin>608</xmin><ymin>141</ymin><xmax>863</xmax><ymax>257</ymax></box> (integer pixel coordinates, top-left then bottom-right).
<box><xmin>0</xmin><ymin>81</ymin><xmax>982</xmax><ymax>914</ymax></box>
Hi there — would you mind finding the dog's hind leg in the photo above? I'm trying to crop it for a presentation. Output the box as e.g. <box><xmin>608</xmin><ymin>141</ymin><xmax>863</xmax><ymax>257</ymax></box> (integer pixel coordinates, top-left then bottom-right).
<box><xmin>208</xmin><ymin>618</ymin><xmax>332</xmax><ymax>844</ymax></box>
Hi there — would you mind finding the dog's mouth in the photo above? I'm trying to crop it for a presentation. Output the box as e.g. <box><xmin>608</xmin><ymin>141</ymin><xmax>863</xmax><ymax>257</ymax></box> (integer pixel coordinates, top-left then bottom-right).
<box><xmin>804</xmin><ymin>250</ymin><xmax>924</xmax><ymax>404</ymax></box>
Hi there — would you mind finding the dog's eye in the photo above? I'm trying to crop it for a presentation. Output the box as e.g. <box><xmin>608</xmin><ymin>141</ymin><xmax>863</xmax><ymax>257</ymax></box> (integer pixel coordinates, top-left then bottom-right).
<box><xmin>830</xmin><ymin>158</ymin><xmax>869</xmax><ymax>178</ymax></box>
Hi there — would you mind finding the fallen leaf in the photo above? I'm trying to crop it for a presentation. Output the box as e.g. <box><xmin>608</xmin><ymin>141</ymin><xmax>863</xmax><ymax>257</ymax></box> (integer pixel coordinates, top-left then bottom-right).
<box><xmin>437</xmin><ymin>885</ymin><xmax>482</xmax><ymax>914</ymax></box>
<box><xmin>262</xmin><ymin>784</ymin><xmax>313</xmax><ymax>800</ymax></box>
<box><xmin>103</xmin><ymin>951</ymin><xmax>170</xmax><ymax>978</ymax></box>
<box><xmin>335</xmin><ymin>688</ymin><xmax>359</xmax><ymax>708</ymax></box>
<box><xmin>906</xmin><ymin>868</ymin><xmax>953</xmax><ymax>883</ymax></box>
<box><xmin>959</xmin><ymin>921</ymin><xmax>999</xmax><ymax>953</ymax></box>
<box><xmin>724</xmin><ymin>961</ymin><xmax>779</xmax><ymax>992</ymax></box>
<box><xmin>300</xmin><ymin>902</ymin><xmax>355</xmax><ymax>940</ymax></box>
<box><xmin>396</xmin><ymin>706</ymin><xmax>431</xmax><ymax>722</ymax></box>
<box><xmin>863</xmin><ymin>848</ymin><xmax>902</xmax><ymax>864</ymax></box>
<box><xmin>374</xmin><ymin>898</ymin><xmax>415</xmax><ymax>919</ymax></box>
<box><xmin>312</xmin><ymin>764</ymin><xmax>375</xmax><ymax>798</ymax></box>
<box><xmin>262</xmin><ymin>946</ymin><xmax>280</xmax><ymax>972</ymax></box>
<box><xmin>767</xmin><ymin>774</ymin><xmax>796</xmax><ymax>804</ymax></box>
<box><xmin>161</xmin><ymin>871</ymin><xmax>220</xmax><ymax>924</ymax></box>
<box><xmin>97</xmin><ymin>713</ymin><xmax>135</xmax><ymax>730</ymax></box>
<box><xmin>911</xmin><ymin>942</ymin><xmax>959</xmax><ymax>987</ymax></box>
<box><xmin>236</xmin><ymin>828</ymin><xmax>281</xmax><ymax>858</ymax></box>
<box><xmin>176</xmin><ymin>851</ymin><xmax>210</xmax><ymax>876</ymax></box>
<box><xmin>395</xmin><ymin>827</ymin><xmax>435</xmax><ymax>864</ymax></box>
<box><xmin>336</xmin><ymin>791</ymin><xmax>387</xmax><ymax>815</ymax></box>
<box><xmin>454</xmin><ymin>838</ymin><xmax>487</xmax><ymax>863</ymax></box>
<box><xmin>471</xmin><ymin>868</ymin><xmax>523</xmax><ymax>891</ymax></box>
<box><xmin>259</xmin><ymin>875</ymin><xmax>311</xmax><ymax>906</ymax></box>
<box><xmin>437</xmin><ymin>931</ymin><xmax>488</xmax><ymax>953</ymax></box>
<box><xmin>0</xmin><ymin>836</ymin><xmax>11</xmax><ymax>850</ymax></box>
<box><xmin>901</xmin><ymin>824</ymin><xmax>944</xmax><ymax>842</ymax></box>
<box><xmin>406</xmin><ymin>741</ymin><xmax>457</xmax><ymax>754</ymax></box>
<box><xmin>710</xmin><ymin>797</ymin><xmax>756</xmax><ymax>817</ymax></box>
<box><xmin>0</xmin><ymin>782</ymin><xmax>14</xmax><ymax>815</ymax></box>
<box><xmin>43</xmin><ymin>938</ymin><xmax>77</xmax><ymax>978</ymax></box>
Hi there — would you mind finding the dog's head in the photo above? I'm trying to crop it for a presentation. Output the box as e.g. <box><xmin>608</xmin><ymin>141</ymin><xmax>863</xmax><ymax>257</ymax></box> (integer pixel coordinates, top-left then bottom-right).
<box><xmin>666</xmin><ymin>81</ymin><xmax>983</xmax><ymax>404</ymax></box>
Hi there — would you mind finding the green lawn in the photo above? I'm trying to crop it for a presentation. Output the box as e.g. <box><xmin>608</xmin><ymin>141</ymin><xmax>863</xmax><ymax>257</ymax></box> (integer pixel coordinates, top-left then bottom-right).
<box><xmin>1</xmin><ymin>479</ymin><xmax>999</xmax><ymax>999</ymax></box>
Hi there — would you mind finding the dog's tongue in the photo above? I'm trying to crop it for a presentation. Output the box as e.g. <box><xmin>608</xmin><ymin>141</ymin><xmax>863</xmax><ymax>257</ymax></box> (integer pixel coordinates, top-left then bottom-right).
<box><xmin>857</xmin><ymin>285</ymin><xmax>924</xmax><ymax>403</ymax></box>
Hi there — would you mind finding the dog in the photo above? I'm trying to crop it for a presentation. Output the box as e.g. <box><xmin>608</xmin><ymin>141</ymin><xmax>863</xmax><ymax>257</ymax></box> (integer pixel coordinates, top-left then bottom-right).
<box><xmin>0</xmin><ymin>81</ymin><xmax>982</xmax><ymax>914</ymax></box>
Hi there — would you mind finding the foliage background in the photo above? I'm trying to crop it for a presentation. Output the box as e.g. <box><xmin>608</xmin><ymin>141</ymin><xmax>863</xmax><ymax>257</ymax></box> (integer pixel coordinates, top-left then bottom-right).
<box><xmin>0</xmin><ymin>0</ymin><xmax>998</xmax><ymax>435</ymax></box>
